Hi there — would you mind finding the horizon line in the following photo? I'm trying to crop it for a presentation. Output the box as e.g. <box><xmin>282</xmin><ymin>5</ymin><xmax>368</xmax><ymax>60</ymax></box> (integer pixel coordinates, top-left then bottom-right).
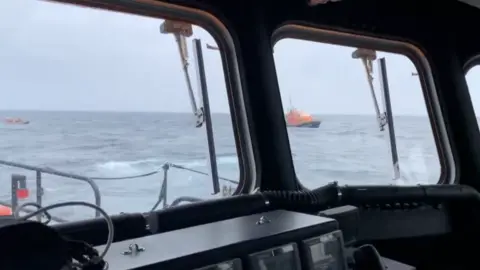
<box><xmin>0</xmin><ymin>109</ymin><xmax>429</xmax><ymax>117</ymax></box>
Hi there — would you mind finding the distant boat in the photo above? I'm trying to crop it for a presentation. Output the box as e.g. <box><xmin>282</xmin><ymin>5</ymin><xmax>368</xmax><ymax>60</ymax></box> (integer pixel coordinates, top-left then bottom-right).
<box><xmin>285</xmin><ymin>108</ymin><xmax>321</xmax><ymax>128</ymax></box>
<box><xmin>3</xmin><ymin>118</ymin><xmax>29</xmax><ymax>125</ymax></box>
<box><xmin>284</xmin><ymin>97</ymin><xmax>320</xmax><ymax>128</ymax></box>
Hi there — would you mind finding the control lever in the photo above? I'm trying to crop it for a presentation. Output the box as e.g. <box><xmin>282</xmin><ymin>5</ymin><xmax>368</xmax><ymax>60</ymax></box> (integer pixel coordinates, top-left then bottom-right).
<box><xmin>352</xmin><ymin>244</ymin><xmax>385</xmax><ymax>270</ymax></box>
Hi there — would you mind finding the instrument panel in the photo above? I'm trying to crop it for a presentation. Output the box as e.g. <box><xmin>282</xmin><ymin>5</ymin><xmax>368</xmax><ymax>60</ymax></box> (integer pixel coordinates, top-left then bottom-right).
<box><xmin>192</xmin><ymin>231</ymin><xmax>348</xmax><ymax>270</ymax></box>
<box><xmin>303</xmin><ymin>230</ymin><xmax>347</xmax><ymax>270</ymax></box>
<box><xmin>190</xmin><ymin>231</ymin><xmax>349</xmax><ymax>270</ymax></box>
<box><xmin>97</xmin><ymin>210</ymin><xmax>345</xmax><ymax>270</ymax></box>
<box><xmin>248</xmin><ymin>243</ymin><xmax>301</xmax><ymax>270</ymax></box>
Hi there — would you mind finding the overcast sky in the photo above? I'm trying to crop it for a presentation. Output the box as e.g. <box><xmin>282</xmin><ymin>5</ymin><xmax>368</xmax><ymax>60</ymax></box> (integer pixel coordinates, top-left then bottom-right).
<box><xmin>1</xmin><ymin>0</ymin><xmax>479</xmax><ymax>116</ymax></box>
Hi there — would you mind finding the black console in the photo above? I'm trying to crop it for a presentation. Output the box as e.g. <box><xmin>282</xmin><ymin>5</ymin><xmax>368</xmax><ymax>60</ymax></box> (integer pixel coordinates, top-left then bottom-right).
<box><xmin>96</xmin><ymin>210</ymin><xmax>339</xmax><ymax>270</ymax></box>
<box><xmin>95</xmin><ymin>208</ymin><xmax>417</xmax><ymax>270</ymax></box>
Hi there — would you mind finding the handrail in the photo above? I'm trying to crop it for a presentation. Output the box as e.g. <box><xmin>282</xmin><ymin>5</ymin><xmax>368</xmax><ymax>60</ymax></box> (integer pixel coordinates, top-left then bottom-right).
<box><xmin>0</xmin><ymin>159</ymin><xmax>238</xmax><ymax>222</ymax></box>
<box><xmin>0</xmin><ymin>159</ymin><xmax>102</xmax><ymax>218</ymax></box>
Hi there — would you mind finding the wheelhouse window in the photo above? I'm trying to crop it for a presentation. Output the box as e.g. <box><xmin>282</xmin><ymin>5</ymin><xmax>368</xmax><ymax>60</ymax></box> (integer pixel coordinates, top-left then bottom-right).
<box><xmin>0</xmin><ymin>1</ymin><xmax>242</xmax><ymax>222</ymax></box>
<box><xmin>466</xmin><ymin>65</ymin><xmax>480</xmax><ymax>116</ymax></box>
<box><xmin>273</xmin><ymin>32</ymin><xmax>444</xmax><ymax>188</ymax></box>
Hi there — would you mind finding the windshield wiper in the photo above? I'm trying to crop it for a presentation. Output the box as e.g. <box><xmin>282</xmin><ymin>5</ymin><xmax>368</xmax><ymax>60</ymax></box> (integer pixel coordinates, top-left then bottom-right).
<box><xmin>160</xmin><ymin>19</ymin><xmax>222</xmax><ymax>195</ymax></box>
<box><xmin>352</xmin><ymin>49</ymin><xmax>400</xmax><ymax>181</ymax></box>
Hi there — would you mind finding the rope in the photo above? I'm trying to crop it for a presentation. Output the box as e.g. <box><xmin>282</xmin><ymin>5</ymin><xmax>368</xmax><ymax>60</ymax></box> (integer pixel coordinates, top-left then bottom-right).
<box><xmin>88</xmin><ymin>163</ymin><xmax>239</xmax><ymax>184</ymax></box>
<box><xmin>169</xmin><ymin>163</ymin><xmax>239</xmax><ymax>184</ymax></box>
<box><xmin>1</xmin><ymin>159</ymin><xmax>237</xmax><ymax>184</ymax></box>
<box><xmin>90</xmin><ymin>170</ymin><xmax>161</xmax><ymax>180</ymax></box>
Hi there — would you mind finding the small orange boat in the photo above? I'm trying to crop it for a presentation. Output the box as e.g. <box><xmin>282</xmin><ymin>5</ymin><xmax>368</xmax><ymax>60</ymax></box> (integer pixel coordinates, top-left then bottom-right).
<box><xmin>285</xmin><ymin>97</ymin><xmax>321</xmax><ymax>128</ymax></box>
<box><xmin>285</xmin><ymin>108</ymin><xmax>321</xmax><ymax>128</ymax></box>
<box><xmin>4</xmin><ymin>118</ymin><xmax>30</xmax><ymax>125</ymax></box>
<box><xmin>0</xmin><ymin>205</ymin><xmax>12</xmax><ymax>216</ymax></box>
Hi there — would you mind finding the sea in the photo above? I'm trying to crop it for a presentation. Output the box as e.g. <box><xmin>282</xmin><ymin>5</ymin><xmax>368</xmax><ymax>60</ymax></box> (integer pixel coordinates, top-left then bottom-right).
<box><xmin>0</xmin><ymin>111</ymin><xmax>440</xmax><ymax>222</ymax></box>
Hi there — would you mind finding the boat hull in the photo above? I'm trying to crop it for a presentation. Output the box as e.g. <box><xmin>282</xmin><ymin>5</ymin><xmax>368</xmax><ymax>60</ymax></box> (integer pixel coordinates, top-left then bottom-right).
<box><xmin>287</xmin><ymin>120</ymin><xmax>321</xmax><ymax>128</ymax></box>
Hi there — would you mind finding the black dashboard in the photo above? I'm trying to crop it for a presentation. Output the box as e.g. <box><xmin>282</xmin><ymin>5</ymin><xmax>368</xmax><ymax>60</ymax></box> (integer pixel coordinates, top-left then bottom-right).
<box><xmin>96</xmin><ymin>208</ymin><xmax>416</xmax><ymax>270</ymax></box>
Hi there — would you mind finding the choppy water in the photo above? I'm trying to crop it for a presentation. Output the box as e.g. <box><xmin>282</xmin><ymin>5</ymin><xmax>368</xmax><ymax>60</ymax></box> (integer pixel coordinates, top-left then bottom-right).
<box><xmin>0</xmin><ymin>111</ymin><xmax>439</xmax><ymax>221</ymax></box>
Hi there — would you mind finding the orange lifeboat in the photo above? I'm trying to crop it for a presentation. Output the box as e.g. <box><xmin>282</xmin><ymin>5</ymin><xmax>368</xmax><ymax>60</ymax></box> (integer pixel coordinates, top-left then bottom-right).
<box><xmin>0</xmin><ymin>205</ymin><xmax>12</xmax><ymax>216</ymax></box>
<box><xmin>285</xmin><ymin>109</ymin><xmax>321</xmax><ymax>128</ymax></box>
<box><xmin>4</xmin><ymin>118</ymin><xmax>30</xmax><ymax>125</ymax></box>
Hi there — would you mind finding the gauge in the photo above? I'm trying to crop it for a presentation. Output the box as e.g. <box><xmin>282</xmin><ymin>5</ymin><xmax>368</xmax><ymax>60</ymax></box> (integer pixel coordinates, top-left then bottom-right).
<box><xmin>303</xmin><ymin>230</ymin><xmax>347</xmax><ymax>270</ymax></box>
<box><xmin>194</xmin><ymin>258</ymin><xmax>242</xmax><ymax>270</ymax></box>
<box><xmin>249</xmin><ymin>243</ymin><xmax>301</xmax><ymax>270</ymax></box>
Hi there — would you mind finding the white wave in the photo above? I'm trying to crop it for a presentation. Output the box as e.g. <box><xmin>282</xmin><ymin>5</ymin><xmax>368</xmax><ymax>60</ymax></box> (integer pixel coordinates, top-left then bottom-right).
<box><xmin>94</xmin><ymin>155</ymin><xmax>238</xmax><ymax>176</ymax></box>
<box><xmin>96</xmin><ymin>161</ymin><xmax>143</xmax><ymax>176</ymax></box>
<box><xmin>396</xmin><ymin>146</ymin><xmax>430</xmax><ymax>185</ymax></box>
<box><xmin>180</xmin><ymin>155</ymin><xmax>238</xmax><ymax>168</ymax></box>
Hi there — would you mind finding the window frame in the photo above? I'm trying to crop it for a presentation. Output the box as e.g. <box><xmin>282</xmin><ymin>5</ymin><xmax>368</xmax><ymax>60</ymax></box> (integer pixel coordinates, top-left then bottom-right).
<box><xmin>464</xmin><ymin>55</ymin><xmax>480</xmax><ymax>73</ymax></box>
<box><xmin>38</xmin><ymin>0</ymin><xmax>256</xmax><ymax>195</ymax></box>
<box><xmin>271</xmin><ymin>24</ymin><xmax>455</xmax><ymax>185</ymax></box>
<box><xmin>463</xmin><ymin>56</ymin><xmax>480</xmax><ymax>147</ymax></box>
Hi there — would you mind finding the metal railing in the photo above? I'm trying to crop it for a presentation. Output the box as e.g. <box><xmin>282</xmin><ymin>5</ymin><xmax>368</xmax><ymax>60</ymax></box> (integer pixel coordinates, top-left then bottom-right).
<box><xmin>1</xmin><ymin>159</ymin><xmax>101</xmax><ymax>221</ymax></box>
<box><xmin>0</xmin><ymin>159</ymin><xmax>238</xmax><ymax>223</ymax></box>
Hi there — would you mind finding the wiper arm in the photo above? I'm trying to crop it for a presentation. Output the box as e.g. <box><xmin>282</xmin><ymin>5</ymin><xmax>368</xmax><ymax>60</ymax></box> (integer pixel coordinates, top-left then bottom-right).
<box><xmin>160</xmin><ymin>20</ymin><xmax>221</xmax><ymax>194</ymax></box>
<box><xmin>352</xmin><ymin>49</ymin><xmax>400</xmax><ymax>181</ymax></box>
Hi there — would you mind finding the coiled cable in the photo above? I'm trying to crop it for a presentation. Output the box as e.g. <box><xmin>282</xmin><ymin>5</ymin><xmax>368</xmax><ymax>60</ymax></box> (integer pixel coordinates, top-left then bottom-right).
<box><xmin>13</xmin><ymin>202</ymin><xmax>52</xmax><ymax>224</ymax></box>
<box><xmin>15</xmin><ymin>201</ymin><xmax>114</xmax><ymax>269</ymax></box>
<box><xmin>261</xmin><ymin>182</ymin><xmax>340</xmax><ymax>211</ymax></box>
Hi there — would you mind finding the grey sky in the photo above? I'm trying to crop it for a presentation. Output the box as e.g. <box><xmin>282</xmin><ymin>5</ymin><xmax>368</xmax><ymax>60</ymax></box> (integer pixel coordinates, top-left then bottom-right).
<box><xmin>1</xmin><ymin>0</ymin><xmax>479</xmax><ymax>116</ymax></box>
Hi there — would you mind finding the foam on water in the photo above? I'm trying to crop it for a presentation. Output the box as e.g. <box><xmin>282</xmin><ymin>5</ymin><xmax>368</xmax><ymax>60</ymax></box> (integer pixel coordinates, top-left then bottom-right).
<box><xmin>93</xmin><ymin>155</ymin><xmax>238</xmax><ymax>177</ymax></box>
